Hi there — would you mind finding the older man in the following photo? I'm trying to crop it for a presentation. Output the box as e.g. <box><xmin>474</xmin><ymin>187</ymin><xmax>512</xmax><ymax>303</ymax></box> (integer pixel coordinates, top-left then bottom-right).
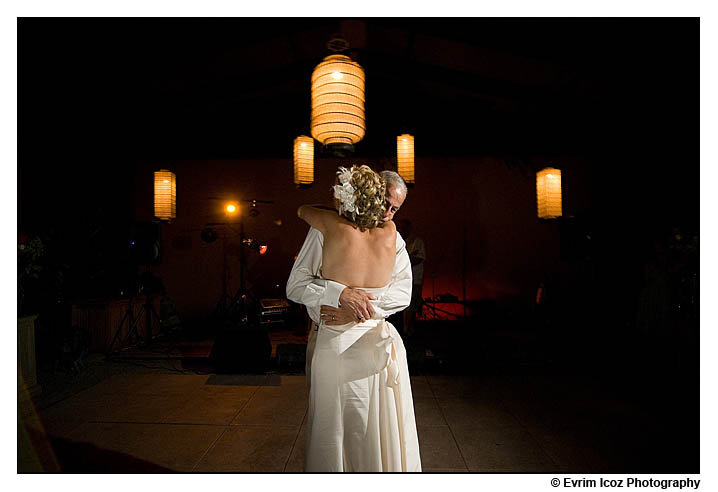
<box><xmin>286</xmin><ymin>171</ymin><xmax>411</xmax><ymax>387</ymax></box>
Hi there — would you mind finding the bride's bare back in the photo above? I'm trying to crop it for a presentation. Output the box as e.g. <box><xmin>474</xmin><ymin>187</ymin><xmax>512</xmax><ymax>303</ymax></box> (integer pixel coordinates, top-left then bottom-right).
<box><xmin>298</xmin><ymin>206</ymin><xmax>396</xmax><ymax>288</ymax></box>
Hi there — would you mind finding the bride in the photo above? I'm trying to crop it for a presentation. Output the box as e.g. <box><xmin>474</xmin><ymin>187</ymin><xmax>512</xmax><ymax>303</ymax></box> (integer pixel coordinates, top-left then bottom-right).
<box><xmin>296</xmin><ymin>165</ymin><xmax>421</xmax><ymax>472</ymax></box>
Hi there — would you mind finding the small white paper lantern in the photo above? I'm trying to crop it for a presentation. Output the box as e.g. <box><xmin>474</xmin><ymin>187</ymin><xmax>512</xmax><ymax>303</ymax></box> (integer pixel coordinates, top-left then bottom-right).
<box><xmin>293</xmin><ymin>136</ymin><xmax>314</xmax><ymax>185</ymax></box>
<box><xmin>154</xmin><ymin>169</ymin><xmax>176</xmax><ymax>221</ymax></box>
<box><xmin>536</xmin><ymin>167</ymin><xmax>562</xmax><ymax>219</ymax></box>
<box><xmin>397</xmin><ymin>134</ymin><xmax>415</xmax><ymax>184</ymax></box>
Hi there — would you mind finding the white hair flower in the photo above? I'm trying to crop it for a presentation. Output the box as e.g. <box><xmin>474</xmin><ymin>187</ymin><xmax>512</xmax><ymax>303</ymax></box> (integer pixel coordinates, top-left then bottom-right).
<box><xmin>333</xmin><ymin>166</ymin><xmax>362</xmax><ymax>219</ymax></box>
<box><xmin>336</xmin><ymin>167</ymin><xmax>353</xmax><ymax>185</ymax></box>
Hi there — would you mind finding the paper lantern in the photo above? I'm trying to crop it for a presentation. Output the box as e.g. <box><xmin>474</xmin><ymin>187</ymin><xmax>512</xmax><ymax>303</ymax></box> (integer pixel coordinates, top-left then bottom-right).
<box><xmin>397</xmin><ymin>134</ymin><xmax>415</xmax><ymax>184</ymax></box>
<box><xmin>293</xmin><ymin>136</ymin><xmax>314</xmax><ymax>185</ymax></box>
<box><xmin>154</xmin><ymin>170</ymin><xmax>176</xmax><ymax>221</ymax></box>
<box><xmin>311</xmin><ymin>54</ymin><xmax>366</xmax><ymax>152</ymax></box>
<box><xmin>536</xmin><ymin>167</ymin><xmax>562</xmax><ymax>219</ymax></box>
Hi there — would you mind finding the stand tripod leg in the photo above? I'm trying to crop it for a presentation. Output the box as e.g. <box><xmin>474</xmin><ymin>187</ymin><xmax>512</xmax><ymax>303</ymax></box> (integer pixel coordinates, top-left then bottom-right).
<box><xmin>108</xmin><ymin>307</ymin><xmax>132</xmax><ymax>353</ymax></box>
<box><xmin>144</xmin><ymin>302</ymin><xmax>163</xmax><ymax>340</ymax></box>
<box><xmin>145</xmin><ymin>296</ymin><xmax>155</xmax><ymax>345</ymax></box>
<box><xmin>120</xmin><ymin>305</ymin><xmax>146</xmax><ymax>349</ymax></box>
<box><xmin>212</xmin><ymin>294</ymin><xmax>230</xmax><ymax>320</ymax></box>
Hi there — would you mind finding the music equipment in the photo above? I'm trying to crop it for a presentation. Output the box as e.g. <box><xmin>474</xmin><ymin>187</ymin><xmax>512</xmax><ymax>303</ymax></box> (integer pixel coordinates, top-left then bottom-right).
<box><xmin>209</xmin><ymin>326</ymin><xmax>271</xmax><ymax>373</ymax></box>
<box><xmin>129</xmin><ymin>222</ymin><xmax>161</xmax><ymax>265</ymax></box>
<box><xmin>259</xmin><ymin>298</ymin><xmax>290</xmax><ymax>329</ymax></box>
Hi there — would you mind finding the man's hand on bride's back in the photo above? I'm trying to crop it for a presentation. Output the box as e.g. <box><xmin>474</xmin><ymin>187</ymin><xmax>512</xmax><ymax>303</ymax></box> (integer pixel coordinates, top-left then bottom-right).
<box><xmin>338</xmin><ymin>287</ymin><xmax>376</xmax><ymax>322</ymax></box>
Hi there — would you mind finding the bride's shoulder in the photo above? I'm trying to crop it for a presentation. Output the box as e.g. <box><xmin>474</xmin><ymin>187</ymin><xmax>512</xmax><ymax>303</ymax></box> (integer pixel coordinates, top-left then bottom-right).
<box><xmin>381</xmin><ymin>220</ymin><xmax>396</xmax><ymax>230</ymax></box>
<box><xmin>377</xmin><ymin>220</ymin><xmax>396</xmax><ymax>234</ymax></box>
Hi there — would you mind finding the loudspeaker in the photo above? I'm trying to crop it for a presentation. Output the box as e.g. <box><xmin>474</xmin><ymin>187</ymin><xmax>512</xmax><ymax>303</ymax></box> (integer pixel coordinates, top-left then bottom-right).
<box><xmin>129</xmin><ymin>222</ymin><xmax>161</xmax><ymax>265</ymax></box>
<box><xmin>209</xmin><ymin>326</ymin><xmax>272</xmax><ymax>374</ymax></box>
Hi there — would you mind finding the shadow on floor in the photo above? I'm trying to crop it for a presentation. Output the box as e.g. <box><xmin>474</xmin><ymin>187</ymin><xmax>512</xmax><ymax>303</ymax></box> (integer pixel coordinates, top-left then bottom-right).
<box><xmin>20</xmin><ymin>422</ymin><xmax>174</xmax><ymax>473</ymax></box>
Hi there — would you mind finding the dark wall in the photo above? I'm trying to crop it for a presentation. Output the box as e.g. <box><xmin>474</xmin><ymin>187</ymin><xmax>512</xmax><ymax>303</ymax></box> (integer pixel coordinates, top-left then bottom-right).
<box><xmin>133</xmin><ymin>155</ymin><xmax>591</xmax><ymax>318</ymax></box>
<box><xmin>18</xmin><ymin>150</ymin><xmax>695</xmax><ymax>332</ymax></box>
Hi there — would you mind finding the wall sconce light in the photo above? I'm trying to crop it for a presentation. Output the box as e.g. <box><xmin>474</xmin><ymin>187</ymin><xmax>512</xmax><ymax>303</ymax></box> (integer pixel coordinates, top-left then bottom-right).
<box><xmin>397</xmin><ymin>134</ymin><xmax>415</xmax><ymax>184</ymax></box>
<box><xmin>225</xmin><ymin>202</ymin><xmax>239</xmax><ymax>216</ymax></box>
<box><xmin>536</xmin><ymin>167</ymin><xmax>562</xmax><ymax>219</ymax></box>
<box><xmin>293</xmin><ymin>135</ymin><xmax>314</xmax><ymax>185</ymax></box>
<box><xmin>154</xmin><ymin>170</ymin><xmax>176</xmax><ymax>222</ymax></box>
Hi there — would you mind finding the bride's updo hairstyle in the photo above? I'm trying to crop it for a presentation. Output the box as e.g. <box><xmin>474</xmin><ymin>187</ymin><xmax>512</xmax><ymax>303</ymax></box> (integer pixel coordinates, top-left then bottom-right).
<box><xmin>333</xmin><ymin>165</ymin><xmax>387</xmax><ymax>231</ymax></box>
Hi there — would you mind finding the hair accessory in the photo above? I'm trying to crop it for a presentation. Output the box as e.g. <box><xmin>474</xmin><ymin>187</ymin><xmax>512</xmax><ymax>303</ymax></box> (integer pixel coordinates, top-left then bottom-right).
<box><xmin>333</xmin><ymin>166</ymin><xmax>362</xmax><ymax>219</ymax></box>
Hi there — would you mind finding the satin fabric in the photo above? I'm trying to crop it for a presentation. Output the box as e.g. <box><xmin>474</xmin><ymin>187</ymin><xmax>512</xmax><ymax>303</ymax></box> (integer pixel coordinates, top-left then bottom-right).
<box><xmin>305</xmin><ymin>286</ymin><xmax>421</xmax><ymax>472</ymax></box>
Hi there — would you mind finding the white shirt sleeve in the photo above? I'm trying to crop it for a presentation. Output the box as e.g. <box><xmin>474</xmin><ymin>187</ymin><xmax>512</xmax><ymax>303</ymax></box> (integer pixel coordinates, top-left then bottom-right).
<box><xmin>286</xmin><ymin>228</ymin><xmax>344</xmax><ymax>324</ymax></box>
<box><xmin>286</xmin><ymin>227</ymin><xmax>413</xmax><ymax>322</ymax></box>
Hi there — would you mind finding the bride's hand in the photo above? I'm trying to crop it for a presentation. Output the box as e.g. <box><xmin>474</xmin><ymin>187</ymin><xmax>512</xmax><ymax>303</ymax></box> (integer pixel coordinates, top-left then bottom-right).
<box><xmin>321</xmin><ymin>305</ymin><xmax>360</xmax><ymax>325</ymax></box>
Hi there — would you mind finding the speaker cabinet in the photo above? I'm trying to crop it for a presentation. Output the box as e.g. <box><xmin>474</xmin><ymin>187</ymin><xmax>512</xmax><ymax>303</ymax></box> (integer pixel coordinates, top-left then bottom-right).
<box><xmin>209</xmin><ymin>327</ymin><xmax>271</xmax><ymax>374</ymax></box>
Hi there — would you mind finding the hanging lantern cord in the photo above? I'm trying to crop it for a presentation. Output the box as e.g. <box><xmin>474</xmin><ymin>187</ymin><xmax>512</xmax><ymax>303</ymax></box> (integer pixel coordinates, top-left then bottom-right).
<box><xmin>327</xmin><ymin>33</ymin><xmax>350</xmax><ymax>53</ymax></box>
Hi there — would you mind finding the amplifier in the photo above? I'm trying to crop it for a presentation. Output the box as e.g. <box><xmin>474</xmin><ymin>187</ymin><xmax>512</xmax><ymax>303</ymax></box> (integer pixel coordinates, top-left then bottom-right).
<box><xmin>260</xmin><ymin>298</ymin><xmax>290</xmax><ymax>313</ymax></box>
<box><xmin>259</xmin><ymin>298</ymin><xmax>290</xmax><ymax>328</ymax></box>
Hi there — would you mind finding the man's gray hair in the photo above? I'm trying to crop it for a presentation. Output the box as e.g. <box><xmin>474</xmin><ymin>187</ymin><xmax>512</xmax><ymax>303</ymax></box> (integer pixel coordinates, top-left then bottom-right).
<box><xmin>380</xmin><ymin>170</ymin><xmax>408</xmax><ymax>196</ymax></box>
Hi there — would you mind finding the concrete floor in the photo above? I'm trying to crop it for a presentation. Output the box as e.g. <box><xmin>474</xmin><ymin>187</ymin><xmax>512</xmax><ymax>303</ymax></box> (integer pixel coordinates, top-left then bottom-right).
<box><xmin>18</xmin><ymin>320</ymin><xmax>699</xmax><ymax>473</ymax></box>
<box><xmin>18</xmin><ymin>365</ymin><xmax>698</xmax><ymax>473</ymax></box>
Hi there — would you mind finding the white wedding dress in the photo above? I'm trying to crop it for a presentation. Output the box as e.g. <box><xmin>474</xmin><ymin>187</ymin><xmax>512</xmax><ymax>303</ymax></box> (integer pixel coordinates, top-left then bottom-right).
<box><xmin>305</xmin><ymin>285</ymin><xmax>421</xmax><ymax>472</ymax></box>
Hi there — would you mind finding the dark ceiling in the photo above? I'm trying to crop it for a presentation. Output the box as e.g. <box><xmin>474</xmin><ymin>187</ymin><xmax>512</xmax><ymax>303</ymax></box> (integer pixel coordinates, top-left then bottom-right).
<box><xmin>19</xmin><ymin>17</ymin><xmax>698</xmax><ymax>161</ymax></box>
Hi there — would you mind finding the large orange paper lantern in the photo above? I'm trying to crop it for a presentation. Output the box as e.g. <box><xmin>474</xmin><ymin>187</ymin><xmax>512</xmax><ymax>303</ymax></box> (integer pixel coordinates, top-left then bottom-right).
<box><xmin>311</xmin><ymin>54</ymin><xmax>365</xmax><ymax>153</ymax></box>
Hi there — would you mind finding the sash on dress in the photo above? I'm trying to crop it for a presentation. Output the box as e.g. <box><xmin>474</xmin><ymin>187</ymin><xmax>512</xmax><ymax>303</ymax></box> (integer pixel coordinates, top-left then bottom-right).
<box><xmin>374</xmin><ymin>319</ymin><xmax>401</xmax><ymax>388</ymax></box>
